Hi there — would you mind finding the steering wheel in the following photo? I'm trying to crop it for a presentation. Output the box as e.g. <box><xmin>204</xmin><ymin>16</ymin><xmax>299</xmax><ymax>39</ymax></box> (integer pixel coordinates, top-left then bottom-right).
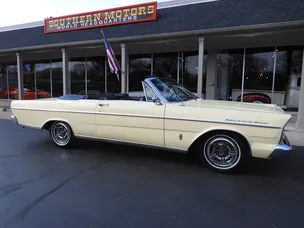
<box><xmin>168</xmin><ymin>93</ymin><xmax>178</xmax><ymax>101</ymax></box>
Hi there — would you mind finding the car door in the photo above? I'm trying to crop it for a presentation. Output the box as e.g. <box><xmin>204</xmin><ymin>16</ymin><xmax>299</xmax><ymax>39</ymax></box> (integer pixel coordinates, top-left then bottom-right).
<box><xmin>55</xmin><ymin>98</ymin><xmax>99</xmax><ymax>138</ymax></box>
<box><xmin>95</xmin><ymin>84</ymin><xmax>165</xmax><ymax>146</ymax></box>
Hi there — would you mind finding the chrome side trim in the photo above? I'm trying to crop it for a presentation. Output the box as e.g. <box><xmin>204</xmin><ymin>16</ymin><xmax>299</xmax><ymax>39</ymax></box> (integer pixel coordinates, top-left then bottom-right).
<box><xmin>97</xmin><ymin>112</ymin><xmax>163</xmax><ymax>119</ymax></box>
<box><xmin>96</xmin><ymin>123</ymin><xmax>163</xmax><ymax>130</ymax></box>
<box><xmin>165</xmin><ymin>116</ymin><xmax>282</xmax><ymax>129</ymax></box>
<box><xmin>13</xmin><ymin>107</ymin><xmax>164</xmax><ymax>119</ymax></box>
<box><xmin>20</xmin><ymin>123</ymin><xmax>41</xmax><ymax>130</ymax></box>
<box><xmin>13</xmin><ymin>107</ymin><xmax>96</xmax><ymax>114</ymax></box>
<box><xmin>12</xmin><ymin>107</ymin><xmax>281</xmax><ymax>129</ymax></box>
<box><xmin>74</xmin><ymin>134</ymin><xmax>187</xmax><ymax>153</ymax></box>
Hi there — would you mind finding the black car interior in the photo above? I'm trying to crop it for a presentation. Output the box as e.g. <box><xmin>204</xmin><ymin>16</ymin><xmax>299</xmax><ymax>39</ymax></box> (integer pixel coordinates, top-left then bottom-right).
<box><xmin>58</xmin><ymin>93</ymin><xmax>147</xmax><ymax>101</ymax></box>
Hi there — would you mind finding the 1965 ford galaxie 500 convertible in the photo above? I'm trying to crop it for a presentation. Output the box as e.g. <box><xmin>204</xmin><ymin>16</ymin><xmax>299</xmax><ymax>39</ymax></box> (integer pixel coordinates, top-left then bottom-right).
<box><xmin>10</xmin><ymin>77</ymin><xmax>292</xmax><ymax>173</ymax></box>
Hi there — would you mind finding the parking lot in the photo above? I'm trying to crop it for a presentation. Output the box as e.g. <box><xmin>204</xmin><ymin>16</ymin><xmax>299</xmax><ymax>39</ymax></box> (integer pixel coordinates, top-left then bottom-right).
<box><xmin>0</xmin><ymin>118</ymin><xmax>303</xmax><ymax>228</ymax></box>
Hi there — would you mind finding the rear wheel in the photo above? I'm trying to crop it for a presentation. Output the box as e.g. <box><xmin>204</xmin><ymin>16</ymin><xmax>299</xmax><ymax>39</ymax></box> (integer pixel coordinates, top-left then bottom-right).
<box><xmin>198</xmin><ymin>133</ymin><xmax>249</xmax><ymax>173</ymax></box>
<box><xmin>50</xmin><ymin>121</ymin><xmax>74</xmax><ymax>148</ymax></box>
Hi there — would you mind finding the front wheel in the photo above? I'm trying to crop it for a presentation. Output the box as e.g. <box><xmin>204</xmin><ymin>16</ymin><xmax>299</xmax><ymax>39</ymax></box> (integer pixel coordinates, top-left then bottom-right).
<box><xmin>199</xmin><ymin>133</ymin><xmax>248</xmax><ymax>173</ymax></box>
<box><xmin>253</xmin><ymin>100</ymin><xmax>263</xmax><ymax>104</ymax></box>
<box><xmin>50</xmin><ymin>121</ymin><xmax>74</xmax><ymax>148</ymax></box>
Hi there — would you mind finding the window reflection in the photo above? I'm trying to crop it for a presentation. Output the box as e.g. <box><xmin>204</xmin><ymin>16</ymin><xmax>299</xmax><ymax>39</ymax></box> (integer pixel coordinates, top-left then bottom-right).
<box><xmin>35</xmin><ymin>61</ymin><xmax>51</xmax><ymax>99</ymax></box>
<box><xmin>22</xmin><ymin>62</ymin><xmax>36</xmax><ymax>99</ymax></box>
<box><xmin>241</xmin><ymin>47</ymin><xmax>276</xmax><ymax>104</ymax></box>
<box><xmin>276</xmin><ymin>47</ymin><xmax>303</xmax><ymax>109</ymax></box>
<box><xmin>217</xmin><ymin>49</ymin><xmax>244</xmax><ymax>101</ymax></box>
<box><xmin>244</xmin><ymin>48</ymin><xmax>275</xmax><ymax>91</ymax></box>
<box><xmin>180</xmin><ymin>51</ymin><xmax>198</xmax><ymax>93</ymax></box>
<box><xmin>51</xmin><ymin>60</ymin><xmax>63</xmax><ymax>97</ymax></box>
<box><xmin>69</xmin><ymin>58</ymin><xmax>85</xmax><ymax>95</ymax></box>
<box><xmin>86</xmin><ymin>57</ymin><xmax>105</xmax><ymax>95</ymax></box>
<box><xmin>153</xmin><ymin>53</ymin><xmax>178</xmax><ymax>81</ymax></box>
<box><xmin>217</xmin><ymin>46</ymin><xmax>303</xmax><ymax>109</ymax></box>
<box><xmin>143</xmin><ymin>83</ymin><xmax>157</xmax><ymax>102</ymax></box>
<box><xmin>0</xmin><ymin>64</ymin><xmax>7</xmax><ymax>99</ymax></box>
<box><xmin>7</xmin><ymin>64</ymin><xmax>18</xmax><ymax>99</ymax></box>
<box><xmin>129</xmin><ymin>54</ymin><xmax>151</xmax><ymax>92</ymax></box>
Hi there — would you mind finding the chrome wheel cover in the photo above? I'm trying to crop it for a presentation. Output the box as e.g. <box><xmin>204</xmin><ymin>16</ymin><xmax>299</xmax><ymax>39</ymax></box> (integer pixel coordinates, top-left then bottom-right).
<box><xmin>51</xmin><ymin>122</ymin><xmax>71</xmax><ymax>146</ymax></box>
<box><xmin>203</xmin><ymin>135</ymin><xmax>241</xmax><ymax>170</ymax></box>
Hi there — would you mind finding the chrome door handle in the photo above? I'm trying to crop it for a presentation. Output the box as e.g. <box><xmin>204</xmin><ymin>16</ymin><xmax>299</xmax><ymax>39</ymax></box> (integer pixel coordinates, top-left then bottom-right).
<box><xmin>99</xmin><ymin>104</ymin><xmax>109</xmax><ymax>107</ymax></box>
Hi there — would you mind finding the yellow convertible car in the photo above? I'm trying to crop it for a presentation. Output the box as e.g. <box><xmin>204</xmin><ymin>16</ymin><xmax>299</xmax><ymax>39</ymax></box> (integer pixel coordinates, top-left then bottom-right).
<box><xmin>10</xmin><ymin>77</ymin><xmax>292</xmax><ymax>173</ymax></box>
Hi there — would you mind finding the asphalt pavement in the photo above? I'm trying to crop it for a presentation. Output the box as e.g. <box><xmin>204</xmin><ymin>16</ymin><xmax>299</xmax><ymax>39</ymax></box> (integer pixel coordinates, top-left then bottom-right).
<box><xmin>0</xmin><ymin>119</ymin><xmax>304</xmax><ymax>228</ymax></box>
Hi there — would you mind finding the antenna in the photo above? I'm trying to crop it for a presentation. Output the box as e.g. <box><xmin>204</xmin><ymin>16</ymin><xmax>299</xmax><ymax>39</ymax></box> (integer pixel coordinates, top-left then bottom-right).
<box><xmin>100</xmin><ymin>29</ymin><xmax>105</xmax><ymax>39</ymax></box>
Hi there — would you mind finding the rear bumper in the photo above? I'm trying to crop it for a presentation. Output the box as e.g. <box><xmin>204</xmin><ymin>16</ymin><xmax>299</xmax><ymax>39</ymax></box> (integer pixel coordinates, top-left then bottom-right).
<box><xmin>11</xmin><ymin>115</ymin><xmax>18</xmax><ymax>125</ymax></box>
<box><xmin>268</xmin><ymin>133</ymin><xmax>292</xmax><ymax>159</ymax></box>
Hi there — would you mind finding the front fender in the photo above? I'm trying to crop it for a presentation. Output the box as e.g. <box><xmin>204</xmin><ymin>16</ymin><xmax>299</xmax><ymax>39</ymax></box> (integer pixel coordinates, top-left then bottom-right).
<box><xmin>189</xmin><ymin>124</ymin><xmax>253</xmax><ymax>152</ymax></box>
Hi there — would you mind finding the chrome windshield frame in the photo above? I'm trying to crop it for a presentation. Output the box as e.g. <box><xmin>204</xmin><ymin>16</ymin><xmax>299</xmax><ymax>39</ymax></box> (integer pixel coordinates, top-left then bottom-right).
<box><xmin>144</xmin><ymin>76</ymin><xmax>197</xmax><ymax>104</ymax></box>
<box><xmin>142</xmin><ymin>80</ymin><xmax>166</xmax><ymax>105</ymax></box>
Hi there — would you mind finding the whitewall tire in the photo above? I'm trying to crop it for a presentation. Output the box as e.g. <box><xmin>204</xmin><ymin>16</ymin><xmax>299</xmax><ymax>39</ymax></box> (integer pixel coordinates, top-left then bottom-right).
<box><xmin>50</xmin><ymin>121</ymin><xmax>74</xmax><ymax>148</ymax></box>
<box><xmin>199</xmin><ymin>133</ymin><xmax>248</xmax><ymax>173</ymax></box>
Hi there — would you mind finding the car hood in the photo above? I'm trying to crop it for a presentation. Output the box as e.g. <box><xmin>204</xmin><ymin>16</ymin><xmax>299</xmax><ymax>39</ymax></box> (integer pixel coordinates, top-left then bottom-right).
<box><xmin>178</xmin><ymin>99</ymin><xmax>285</xmax><ymax>114</ymax></box>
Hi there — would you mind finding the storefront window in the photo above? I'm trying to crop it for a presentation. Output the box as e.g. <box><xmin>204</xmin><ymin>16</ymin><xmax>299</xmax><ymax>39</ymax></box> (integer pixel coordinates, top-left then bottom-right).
<box><xmin>106</xmin><ymin>55</ymin><xmax>121</xmax><ymax>93</ymax></box>
<box><xmin>276</xmin><ymin>47</ymin><xmax>303</xmax><ymax>109</ymax></box>
<box><xmin>86</xmin><ymin>57</ymin><xmax>105</xmax><ymax>95</ymax></box>
<box><xmin>35</xmin><ymin>61</ymin><xmax>51</xmax><ymax>99</ymax></box>
<box><xmin>7</xmin><ymin>64</ymin><xmax>18</xmax><ymax>99</ymax></box>
<box><xmin>22</xmin><ymin>62</ymin><xmax>35</xmax><ymax>99</ymax></box>
<box><xmin>129</xmin><ymin>54</ymin><xmax>152</xmax><ymax>92</ymax></box>
<box><xmin>51</xmin><ymin>60</ymin><xmax>63</xmax><ymax>97</ymax></box>
<box><xmin>179</xmin><ymin>51</ymin><xmax>198</xmax><ymax>93</ymax></box>
<box><xmin>69</xmin><ymin>58</ymin><xmax>85</xmax><ymax>95</ymax></box>
<box><xmin>244</xmin><ymin>47</ymin><xmax>275</xmax><ymax>92</ymax></box>
<box><xmin>153</xmin><ymin>52</ymin><xmax>178</xmax><ymax>81</ymax></box>
<box><xmin>203</xmin><ymin>54</ymin><xmax>208</xmax><ymax>97</ymax></box>
<box><xmin>217</xmin><ymin>49</ymin><xmax>244</xmax><ymax>101</ymax></box>
<box><xmin>217</xmin><ymin>46</ymin><xmax>303</xmax><ymax>109</ymax></box>
<box><xmin>0</xmin><ymin>64</ymin><xmax>7</xmax><ymax>99</ymax></box>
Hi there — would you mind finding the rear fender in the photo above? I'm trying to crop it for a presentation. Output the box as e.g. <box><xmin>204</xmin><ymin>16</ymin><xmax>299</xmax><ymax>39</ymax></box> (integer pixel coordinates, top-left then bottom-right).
<box><xmin>41</xmin><ymin>118</ymin><xmax>73</xmax><ymax>131</ymax></box>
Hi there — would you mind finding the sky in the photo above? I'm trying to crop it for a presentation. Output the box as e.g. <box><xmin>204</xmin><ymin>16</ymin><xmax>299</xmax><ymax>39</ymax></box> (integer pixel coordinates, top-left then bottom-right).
<box><xmin>0</xmin><ymin>0</ymin><xmax>167</xmax><ymax>27</ymax></box>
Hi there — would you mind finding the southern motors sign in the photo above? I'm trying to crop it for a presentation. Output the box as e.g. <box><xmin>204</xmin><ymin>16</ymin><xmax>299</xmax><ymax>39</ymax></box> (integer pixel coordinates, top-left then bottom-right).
<box><xmin>44</xmin><ymin>1</ymin><xmax>157</xmax><ymax>34</ymax></box>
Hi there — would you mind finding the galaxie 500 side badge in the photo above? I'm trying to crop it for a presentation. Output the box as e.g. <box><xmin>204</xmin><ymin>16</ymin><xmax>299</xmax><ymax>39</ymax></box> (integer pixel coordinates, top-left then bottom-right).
<box><xmin>225</xmin><ymin>119</ymin><xmax>268</xmax><ymax>125</ymax></box>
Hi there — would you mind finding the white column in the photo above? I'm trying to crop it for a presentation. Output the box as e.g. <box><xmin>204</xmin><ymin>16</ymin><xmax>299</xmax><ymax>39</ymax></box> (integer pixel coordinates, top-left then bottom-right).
<box><xmin>121</xmin><ymin>43</ymin><xmax>127</xmax><ymax>93</ymax></box>
<box><xmin>296</xmin><ymin>49</ymin><xmax>304</xmax><ymax>129</ymax></box>
<box><xmin>62</xmin><ymin>48</ymin><xmax>70</xmax><ymax>95</ymax></box>
<box><xmin>197</xmin><ymin>37</ymin><xmax>205</xmax><ymax>98</ymax></box>
<box><xmin>126</xmin><ymin>53</ymin><xmax>129</xmax><ymax>93</ymax></box>
<box><xmin>16</xmin><ymin>52</ymin><xmax>24</xmax><ymax>100</ymax></box>
<box><xmin>206</xmin><ymin>50</ymin><xmax>218</xmax><ymax>100</ymax></box>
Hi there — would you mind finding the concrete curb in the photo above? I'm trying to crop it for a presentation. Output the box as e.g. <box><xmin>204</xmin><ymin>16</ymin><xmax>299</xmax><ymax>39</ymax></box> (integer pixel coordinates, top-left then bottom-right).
<box><xmin>285</xmin><ymin>127</ymin><xmax>304</xmax><ymax>133</ymax></box>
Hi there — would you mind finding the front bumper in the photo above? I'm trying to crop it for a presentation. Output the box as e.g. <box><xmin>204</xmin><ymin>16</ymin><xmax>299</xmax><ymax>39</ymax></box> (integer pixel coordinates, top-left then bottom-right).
<box><xmin>268</xmin><ymin>133</ymin><xmax>292</xmax><ymax>159</ymax></box>
<box><xmin>11</xmin><ymin>115</ymin><xmax>18</xmax><ymax>125</ymax></box>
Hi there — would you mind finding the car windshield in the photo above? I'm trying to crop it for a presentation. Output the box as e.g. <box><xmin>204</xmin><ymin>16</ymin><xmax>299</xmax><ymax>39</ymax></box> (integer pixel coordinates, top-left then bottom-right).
<box><xmin>150</xmin><ymin>77</ymin><xmax>197</xmax><ymax>102</ymax></box>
